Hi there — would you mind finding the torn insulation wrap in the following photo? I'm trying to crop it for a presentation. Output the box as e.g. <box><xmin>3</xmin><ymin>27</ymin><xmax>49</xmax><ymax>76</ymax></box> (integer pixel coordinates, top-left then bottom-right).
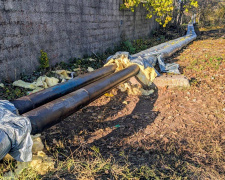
<box><xmin>105</xmin><ymin>54</ymin><xmax>157</xmax><ymax>86</ymax></box>
<box><xmin>0</xmin><ymin>101</ymin><xmax>33</xmax><ymax>162</ymax></box>
<box><xmin>105</xmin><ymin>53</ymin><xmax>157</xmax><ymax>95</ymax></box>
<box><xmin>130</xmin><ymin>23</ymin><xmax>197</xmax><ymax>74</ymax></box>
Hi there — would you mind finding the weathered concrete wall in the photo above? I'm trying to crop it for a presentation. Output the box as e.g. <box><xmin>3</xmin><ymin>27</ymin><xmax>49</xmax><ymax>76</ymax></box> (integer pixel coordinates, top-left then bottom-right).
<box><xmin>0</xmin><ymin>0</ymin><xmax>158</xmax><ymax>81</ymax></box>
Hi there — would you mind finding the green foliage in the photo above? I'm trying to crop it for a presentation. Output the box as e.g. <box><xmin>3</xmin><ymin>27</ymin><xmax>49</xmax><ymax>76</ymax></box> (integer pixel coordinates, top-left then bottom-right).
<box><xmin>197</xmin><ymin>1</ymin><xmax>225</xmax><ymax>27</ymax></box>
<box><xmin>132</xmin><ymin>39</ymin><xmax>148</xmax><ymax>52</ymax></box>
<box><xmin>119</xmin><ymin>28</ymin><xmax>180</xmax><ymax>54</ymax></box>
<box><xmin>120</xmin><ymin>40</ymin><xmax>136</xmax><ymax>54</ymax></box>
<box><xmin>69</xmin><ymin>57</ymin><xmax>104</xmax><ymax>70</ymax></box>
<box><xmin>0</xmin><ymin>30</ymin><xmax>180</xmax><ymax>101</ymax></box>
<box><xmin>216</xmin><ymin>3</ymin><xmax>225</xmax><ymax>24</ymax></box>
<box><xmin>0</xmin><ymin>86</ymin><xmax>27</xmax><ymax>100</ymax></box>
<box><xmin>187</xmin><ymin>56</ymin><xmax>224</xmax><ymax>72</ymax></box>
<box><xmin>122</xmin><ymin>0</ymin><xmax>198</xmax><ymax>27</ymax></box>
<box><xmin>39</xmin><ymin>50</ymin><xmax>50</xmax><ymax>69</ymax></box>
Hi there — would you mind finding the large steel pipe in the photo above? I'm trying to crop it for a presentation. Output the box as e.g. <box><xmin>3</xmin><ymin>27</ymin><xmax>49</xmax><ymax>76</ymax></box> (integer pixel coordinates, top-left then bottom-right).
<box><xmin>23</xmin><ymin>64</ymin><xmax>140</xmax><ymax>135</ymax></box>
<box><xmin>11</xmin><ymin>64</ymin><xmax>116</xmax><ymax>114</ymax></box>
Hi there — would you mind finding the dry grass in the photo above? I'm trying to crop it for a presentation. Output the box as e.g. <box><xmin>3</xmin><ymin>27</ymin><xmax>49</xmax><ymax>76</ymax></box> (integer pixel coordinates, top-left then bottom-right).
<box><xmin>1</xmin><ymin>27</ymin><xmax>225</xmax><ymax>179</ymax></box>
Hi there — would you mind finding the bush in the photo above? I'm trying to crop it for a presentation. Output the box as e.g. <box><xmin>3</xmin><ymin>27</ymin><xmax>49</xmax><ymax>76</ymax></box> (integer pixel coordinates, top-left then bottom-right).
<box><xmin>39</xmin><ymin>50</ymin><xmax>50</xmax><ymax>69</ymax></box>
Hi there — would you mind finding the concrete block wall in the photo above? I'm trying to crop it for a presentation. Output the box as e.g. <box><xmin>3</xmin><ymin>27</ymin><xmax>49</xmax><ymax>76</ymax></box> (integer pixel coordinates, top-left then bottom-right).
<box><xmin>0</xmin><ymin>0</ymin><xmax>158</xmax><ymax>81</ymax></box>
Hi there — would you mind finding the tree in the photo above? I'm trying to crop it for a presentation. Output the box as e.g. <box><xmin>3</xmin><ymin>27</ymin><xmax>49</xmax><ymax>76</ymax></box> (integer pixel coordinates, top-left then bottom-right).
<box><xmin>121</xmin><ymin>0</ymin><xmax>198</xmax><ymax>27</ymax></box>
<box><xmin>196</xmin><ymin>0</ymin><xmax>225</xmax><ymax>26</ymax></box>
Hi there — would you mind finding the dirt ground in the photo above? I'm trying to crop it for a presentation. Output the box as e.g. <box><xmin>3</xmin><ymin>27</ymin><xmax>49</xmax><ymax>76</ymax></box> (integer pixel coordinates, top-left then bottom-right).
<box><xmin>1</xmin><ymin>28</ymin><xmax>225</xmax><ymax>179</ymax></box>
<box><xmin>36</xmin><ymin>29</ymin><xmax>225</xmax><ymax>179</ymax></box>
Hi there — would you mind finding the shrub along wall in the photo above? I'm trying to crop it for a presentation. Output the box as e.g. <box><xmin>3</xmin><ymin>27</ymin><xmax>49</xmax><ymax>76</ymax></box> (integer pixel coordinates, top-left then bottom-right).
<box><xmin>0</xmin><ymin>0</ymin><xmax>158</xmax><ymax>81</ymax></box>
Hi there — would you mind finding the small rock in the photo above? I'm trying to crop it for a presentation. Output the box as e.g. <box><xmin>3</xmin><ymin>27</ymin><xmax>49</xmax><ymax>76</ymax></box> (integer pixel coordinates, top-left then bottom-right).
<box><xmin>153</xmin><ymin>75</ymin><xmax>190</xmax><ymax>88</ymax></box>
<box><xmin>123</xmin><ymin>101</ymin><xmax>128</xmax><ymax>105</ymax></box>
<box><xmin>132</xmin><ymin>115</ymin><xmax>139</xmax><ymax>119</ymax></box>
<box><xmin>32</xmin><ymin>134</ymin><xmax>44</xmax><ymax>154</ymax></box>
<box><xmin>53</xmin><ymin>138</ymin><xmax>57</xmax><ymax>144</ymax></box>
<box><xmin>221</xmin><ymin>134</ymin><xmax>225</xmax><ymax>140</ymax></box>
<box><xmin>112</xmin><ymin>106</ymin><xmax>117</xmax><ymax>110</ymax></box>
<box><xmin>145</xmin><ymin>151</ymin><xmax>149</xmax><ymax>154</ymax></box>
<box><xmin>87</xmin><ymin>67</ymin><xmax>94</xmax><ymax>72</ymax></box>
<box><xmin>209</xmin><ymin>114</ymin><xmax>215</xmax><ymax>119</ymax></box>
<box><xmin>163</xmin><ymin>137</ymin><xmax>169</xmax><ymax>143</ymax></box>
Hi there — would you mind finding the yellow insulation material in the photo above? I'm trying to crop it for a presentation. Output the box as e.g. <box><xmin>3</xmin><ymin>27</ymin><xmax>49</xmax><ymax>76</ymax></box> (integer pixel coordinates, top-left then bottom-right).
<box><xmin>35</xmin><ymin>76</ymin><xmax>47</xmax><ymax>88</ymax></box>
<box><xmin>87</xmin><ymin>67</ymin><xmax>95</xmax><ymax>72</ymax></box>
<box><xmin>105</xmin><ymin>55</ymin><xmax>157</xmax><ymax>95</ymax></box>
<box><xmin>29</xmin><ymin>151</ymin><xmax>55</xmax><ymax>175</ymax></box>
<box><xmin>13</xmin><ymin>76</ymin><xmax>59</xmax><ymax>94</ymax></box>
<box><xmin>52</xmin><ymin>70</ymin><xmax>71</xmax><ymax>80</ymax></box>
<box><xmin>12</xmin><ymin>69</ymin><xmax>72</xmax><ymax>94</ymax></box>
<box><xmin>13</xmin><ymin>80</ymin><xmax>37</xmax><ymax>90</ymax></box>
<box><xmin>3</xmin><ymin>134</ymin><xmax>54</xmax><ymax>177</ymax></box>
<box><xmin>45</xmin><ymin>77</ymin><xmax>59</xmax><ymax>87</ymax></box>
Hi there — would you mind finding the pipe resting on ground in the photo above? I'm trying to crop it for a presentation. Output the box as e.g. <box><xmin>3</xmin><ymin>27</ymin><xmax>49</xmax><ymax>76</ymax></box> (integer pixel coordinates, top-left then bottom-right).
<box><xmin>25</xmin><ymin>64</ymin><xmax>140</xmax><ymax>135</ymax></box>
<box><xmin>0</xmin><ymin>65</ymin><xmax>139</xmax><ymax>160</ymax></box>
<box><xmin>11</xmin><ymin>64</ymin><xmax>117</xmax><ymax>114</ymax></box>
<box><xmin>0</xmin><ymin>22</ymin><xmax>198</xmax><ymax>161</ymax></box>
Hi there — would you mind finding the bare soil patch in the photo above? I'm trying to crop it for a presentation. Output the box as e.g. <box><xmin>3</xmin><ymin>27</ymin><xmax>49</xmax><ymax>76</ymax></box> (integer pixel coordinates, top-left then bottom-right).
<box><xmin>1</xmin><ymin>28</ymin><xmax>225</xmax><ymax>179</ymax></box>
<box><xmin>37</xmin><ymin>29</ymin><xmax>225</xmax><ymax>179</ymax></box>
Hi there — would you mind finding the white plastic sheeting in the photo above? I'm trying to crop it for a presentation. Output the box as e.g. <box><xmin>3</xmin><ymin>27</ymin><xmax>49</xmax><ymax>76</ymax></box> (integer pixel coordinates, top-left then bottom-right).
<box><xmin>108</xmin><ymin>23</ymin><xmax>197</xmax><ymax>75</ymax></box>
<box><xmin>130</xmin><ymin>23</ymin><xmax>197</xmax><ymax>74</ymax></box>
<box><xmin>0</xmin><ymin>101</ymin><xmax>33</xmax><ymax>162</ymax></box>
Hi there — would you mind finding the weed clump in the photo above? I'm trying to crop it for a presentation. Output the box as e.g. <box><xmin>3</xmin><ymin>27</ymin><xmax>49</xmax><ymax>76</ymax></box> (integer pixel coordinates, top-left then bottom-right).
<box><xmin>39</xmin><ymin>50</ymin><xmax>50</xmax><ymax>69</ymax></box>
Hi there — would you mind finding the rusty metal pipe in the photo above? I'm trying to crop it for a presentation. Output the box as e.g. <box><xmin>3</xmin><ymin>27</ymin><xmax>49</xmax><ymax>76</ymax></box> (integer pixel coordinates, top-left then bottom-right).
<box><xmin>24</xmin><ymin>64</ymin><xmax>140</xmax><ymax>135</ymax></box>
<box><xmin>11</xmin><ymin>65</ymin><xmax>116</xmax><ymax>114</ymax></box>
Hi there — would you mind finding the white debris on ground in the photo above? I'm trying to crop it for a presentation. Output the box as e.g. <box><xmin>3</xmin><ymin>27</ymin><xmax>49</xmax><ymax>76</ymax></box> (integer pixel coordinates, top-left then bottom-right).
<box><xmin>12</xmin><ymin>70</ymin><xmax>74</xmax><ymax>94</ymax></box>
<box><xmin>13</xmin><ymin>76</ymin><xmax>59</xmax><ymax>94</ymax></box>
<box><xmin>87</xmin><ymin>67</ymin><xmax>95</xmax><ymax>72</ymax></box>
<box><xmin>11</xmin><ymin>67</ymin><xmax>97</xmax><ymax>94</ymax></box>
<box><xmin>118</xmin><ymin>82</ymin><xmax>155</xmax><ymax>96</ymax></box>
<box><xmin>11</xmin><ymin>61</ymin><xmax>154</xmax><ymax>96</ymax></box>
<box><xmin>105</xmin><ymin>54</ymin><xmax>157</xmax><ymax>96</ymax></box>
<box><xmin>52</xmin><ymin>70</ymin><xmax>72</xmax><ymax>80</ymax></box>
<box><xmin>0</xmin><ymin>83</ymin><xmax>4</xmax><ymax>88</ymax></box>
<box><xmin>3</xmin><ymin>134</ymin><xmax>55</xmax><ymax>177</ymax></box>
<box><xmin>73</xmin><ymin>68</ymin><xmax>81</xmax><ymax>72</ymax></box>
<box><xmin>45</xmin><ymin>77</ymin><xmax>59</xmax><ymax>87</ymax></box>
<box><xmin>13</xmin><ymin>80</ymin><xmax>37</xmax><ymax>89</ymax></box>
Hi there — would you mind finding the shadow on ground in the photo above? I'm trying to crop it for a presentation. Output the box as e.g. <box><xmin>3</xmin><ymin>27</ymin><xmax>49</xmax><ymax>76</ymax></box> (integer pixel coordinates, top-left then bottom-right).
<box><xmin>43</xmin><ymin>88</ymin><xmax>158</xmax><ymax>157</ymax></box>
